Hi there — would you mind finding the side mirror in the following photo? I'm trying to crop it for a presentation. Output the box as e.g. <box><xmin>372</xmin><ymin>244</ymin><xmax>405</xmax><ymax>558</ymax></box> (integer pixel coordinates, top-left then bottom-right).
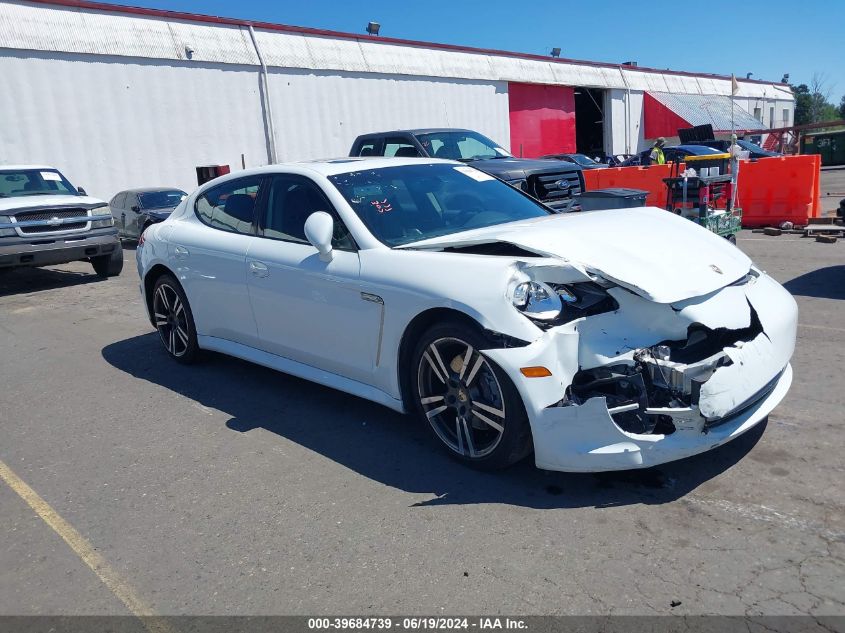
<box><xmin>77</xmin><ymin>187</ymin><xmax>87</xmax><ymax>195</ymax></box>
<box><xmin>131</xmin><ymin>205</ymin><xmax>140</xmax><ymax>212</ymax></box>
<box><xmin>304</xmin><ymin>211</ymin><xmax>334</xmax><ymax>262</ymax></box>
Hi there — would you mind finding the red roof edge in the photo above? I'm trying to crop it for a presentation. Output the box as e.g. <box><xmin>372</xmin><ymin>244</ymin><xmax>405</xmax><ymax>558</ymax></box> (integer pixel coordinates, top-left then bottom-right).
<box><xmin>20</xmin><ymin>0</ymin><xmax>790</xmax><ymax>89</ymax></box>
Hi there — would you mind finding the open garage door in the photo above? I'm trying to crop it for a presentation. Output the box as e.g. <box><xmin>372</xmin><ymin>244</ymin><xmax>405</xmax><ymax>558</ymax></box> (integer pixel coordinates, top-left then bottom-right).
<box><xmin>574</xmin><ymin>87</ymin><xmax>605</xmax><ymax>158</ymax></box>
<box><xmin>508</xmin><ymin>83</ymin><xmax>575</xmax><ymax>158</ymax></box>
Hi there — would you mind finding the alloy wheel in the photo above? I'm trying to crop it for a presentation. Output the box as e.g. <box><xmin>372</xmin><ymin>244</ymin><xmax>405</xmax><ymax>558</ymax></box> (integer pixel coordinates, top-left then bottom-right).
<box><xmin>153</xmin><ymin>283</ymin><xmax>190</xmax><ymax>358</ymax></box>
<box><xmin>417</xmin><ymin>337</ymin><xmax>506</xmax><ymax>459</ymax></box>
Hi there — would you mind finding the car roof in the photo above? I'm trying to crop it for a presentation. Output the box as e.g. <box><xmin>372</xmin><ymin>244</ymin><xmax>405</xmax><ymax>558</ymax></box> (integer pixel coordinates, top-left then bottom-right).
<box><xmin>121</xmin><ymin>187</ymin><xmax>187</xmax><ymax>193</ymax></box>
<box><xmin>356</xmin><ymin>128</ymin><xmax>475</xmax><ymax>137</ymax></box>
<box><xmin>0</xmin><ymin>164</ymin><xmax>59</xmax><ymax>171</ymax></box>
<box><xmin>217</xmin><ymin>157</ymin><xmax>462</xmax><ymax>179</ymax></box>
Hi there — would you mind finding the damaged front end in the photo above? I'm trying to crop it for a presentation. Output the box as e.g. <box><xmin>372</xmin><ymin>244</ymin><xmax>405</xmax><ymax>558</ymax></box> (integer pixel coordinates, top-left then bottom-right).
<box><xmin>566</xmin><ymin>305</ymin><xmax>769</xmax><ymax>436</ymax></box>
<box><xmin>483</xmin><ymin>263</ymin><xmax>797</xmax><ymax>472</ymax></box>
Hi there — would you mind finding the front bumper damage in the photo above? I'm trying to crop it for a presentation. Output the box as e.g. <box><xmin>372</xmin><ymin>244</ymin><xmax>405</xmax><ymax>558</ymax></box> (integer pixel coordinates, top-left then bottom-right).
<box><xmin>482</xmin><ymin>270</ymin><xmax>797</xmax><ymax>472</ymax></box>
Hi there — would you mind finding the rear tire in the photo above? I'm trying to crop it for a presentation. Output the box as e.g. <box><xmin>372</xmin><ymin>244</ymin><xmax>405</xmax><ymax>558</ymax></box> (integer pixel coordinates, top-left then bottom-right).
<box><xmin>91</xmin><ymin>241</ymin><xmax>123</xmax><ymax>277</ymax></box>
<box><xmin>151</xmin><ymin>274</ymin><xmax>199</xmax><ymax>364</ymax></box>
<box><xmin>410</xmin><ymin>319</ymin><xmax>532</xmax><ymax>470</ymax></box>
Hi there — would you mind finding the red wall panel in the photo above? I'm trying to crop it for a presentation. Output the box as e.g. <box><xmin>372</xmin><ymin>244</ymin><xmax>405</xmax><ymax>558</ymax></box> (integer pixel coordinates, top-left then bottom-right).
<box><xmin>508</xmin><ymin>83</ymin><xmax>576</xmax><ymax>157</ymax></box>
<box><xmin>643</xmin><ymin>92</ymin><xmax>692</xmax><ymax>140</ymax></box>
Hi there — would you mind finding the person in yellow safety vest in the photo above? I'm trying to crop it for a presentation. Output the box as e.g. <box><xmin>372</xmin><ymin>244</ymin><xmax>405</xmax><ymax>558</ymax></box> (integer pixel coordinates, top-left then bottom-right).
<box><xmin>649</xmin><ymin>137</ymin><xmax>666</xmax><ymax>165</ymax></box>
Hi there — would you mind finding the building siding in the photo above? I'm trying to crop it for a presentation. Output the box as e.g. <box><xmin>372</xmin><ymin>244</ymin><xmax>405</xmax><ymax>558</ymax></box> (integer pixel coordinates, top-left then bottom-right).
<box><xmin>0</xmin><ymin>0</ymin><xmax>795</xmax><ymax>196</ymax></box>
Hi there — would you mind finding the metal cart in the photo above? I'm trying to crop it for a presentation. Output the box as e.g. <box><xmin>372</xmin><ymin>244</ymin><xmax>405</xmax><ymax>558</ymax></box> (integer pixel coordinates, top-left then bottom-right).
<box><xmin>663</xmin><ymin>154</ymin><xmax>742</xmax><ymax>242</ymax></box>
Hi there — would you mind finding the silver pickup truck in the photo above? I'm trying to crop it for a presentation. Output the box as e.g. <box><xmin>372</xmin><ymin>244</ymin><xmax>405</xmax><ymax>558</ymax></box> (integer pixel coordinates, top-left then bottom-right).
<box><xmin>0</xmin><ymin>165</ymin><xmax>122</xmax><ymax>277</ymax></box>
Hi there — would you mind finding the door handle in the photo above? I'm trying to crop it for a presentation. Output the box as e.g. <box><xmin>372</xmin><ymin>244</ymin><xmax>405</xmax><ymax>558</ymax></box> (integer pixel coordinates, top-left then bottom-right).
<box><xmin>174</xmin><ymin>245</ymin><xmax>189</xmax><ymax>259</ymax></box>
<box><xmin>249</xmin><ymin>260</ymin><xmax>269</xmax><ymax>278</ymax></box>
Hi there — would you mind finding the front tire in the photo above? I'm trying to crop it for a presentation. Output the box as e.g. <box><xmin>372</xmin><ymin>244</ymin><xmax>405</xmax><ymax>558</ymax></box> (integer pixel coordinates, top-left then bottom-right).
<box><xmin>410</xmin><ymin>320</ymin><xmax>532</xmax><ymax>470</ymax></box>
<box><xmin>151</xmin><ymin>274</ymin><xmax>199</xmax><ymax>364</ymax></box>
<box><xmin>91</xmin><ymin>241</ymin><xmax>123</xmax><ymax>277</ymax></box>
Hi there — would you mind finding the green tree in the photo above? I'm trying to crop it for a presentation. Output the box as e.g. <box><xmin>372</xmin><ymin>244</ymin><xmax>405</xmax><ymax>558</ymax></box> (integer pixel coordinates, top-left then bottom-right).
<box><xmin>839</xmin><ymin>95</ymin><xmax>845</xmax><ymax>120</ymax></box>
<box><xmin>790</xmin><ymin>73</ymin><xmax>837</xmax><ymax>125</ymax></box>
<box><xmin>792</xmin><ymin>83</ymin><xmax>812</xmax><ymax>125</ymax></box>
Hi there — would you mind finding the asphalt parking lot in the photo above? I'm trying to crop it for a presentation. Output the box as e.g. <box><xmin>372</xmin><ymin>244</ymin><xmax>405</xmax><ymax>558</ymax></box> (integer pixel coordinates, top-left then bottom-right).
<box><xmin>1</xmin><ymin>230</ymin><xmax>843</xmax><ymax>618</ymax></box>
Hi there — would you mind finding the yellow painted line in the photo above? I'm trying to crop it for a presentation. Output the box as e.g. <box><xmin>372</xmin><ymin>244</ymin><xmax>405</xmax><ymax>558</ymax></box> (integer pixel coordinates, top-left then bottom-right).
<box><xmin>0</xmin><ymin>459</ymin><xmax>175</xmax><ymax>633</ymax></box>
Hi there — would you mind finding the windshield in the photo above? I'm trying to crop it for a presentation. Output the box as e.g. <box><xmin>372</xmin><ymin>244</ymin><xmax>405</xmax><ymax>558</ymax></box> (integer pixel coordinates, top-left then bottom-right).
<box><xmin>139</xmin><ymin>190</ymin><xmax>187</xmax><ymax>209</ymax></box>
<box><xmin>328</xmin><ymin>163</ymin><xmax>550</xmax><ymax>247</ymax></box>
<box><xmin>0</xmin><ymin>169</ymin><xmax>78</xmax><ymax>198</ymax></box>
<box><xmin>569</xmin><ymin>154</ymin><xmax>599</xmax><ymax>166</ymax></box>
<box><xmin>738</xmin><ymin>140</ymin><xmax>769</xmax><ymax>153</ymax></box>
<box><xmin>415</xmin><ymin>131</ymin><xmax>511</xmax><ymax>162</ymax></box>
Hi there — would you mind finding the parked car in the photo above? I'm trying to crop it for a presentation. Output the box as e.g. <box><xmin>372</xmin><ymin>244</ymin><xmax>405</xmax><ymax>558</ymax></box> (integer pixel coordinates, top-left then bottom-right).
<box><xmin>110</xmin><ymin>187</ymin><xmax>187</xmax><ymax>240</ymax></box>
<box><xmin>540</xmin><ymin>153</ymin><xmax>607</xmax><ymax>169</ymax></box>
<box><xmin>137</xmin><ymin>157</ymin><xmax>796</xmax><ymax>473</ymax></box>
<box><xmin>0</xmin><ymin>165</ymin><xmax>122</xmax><ymax>277</ymax></box>
<box><xmin>606</xmin><ymin>154</ymin><xmax>635</xmax><ymax>167</ymax></box>
<box><xmin>350</xmin><ymin>128</ymin><xmax>584</xmax><ymax>211</ymax></box>
<box><xmin>622</xmin><ymin>144</ymin><xmax>727</xmax><ymax>167</ymax></box>
<box><xmin>688</xmin><ymin>139</ymin><xmax>781</xmax><ymax>159</ymax></box>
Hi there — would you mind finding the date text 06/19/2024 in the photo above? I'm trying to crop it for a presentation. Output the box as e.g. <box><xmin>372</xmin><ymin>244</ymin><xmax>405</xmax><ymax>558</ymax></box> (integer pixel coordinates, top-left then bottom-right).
<box><xmin>307</xmin><ymin>618</ymin><xmax>528</xmax><ymax>630</ymax></box>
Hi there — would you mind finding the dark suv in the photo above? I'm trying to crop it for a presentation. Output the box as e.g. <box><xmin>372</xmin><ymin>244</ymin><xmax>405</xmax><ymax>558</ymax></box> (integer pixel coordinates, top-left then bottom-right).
<box><xmin>350</xmin><ymin>129</ymin><xmax>584</xmax><ymax>211</ymax></box>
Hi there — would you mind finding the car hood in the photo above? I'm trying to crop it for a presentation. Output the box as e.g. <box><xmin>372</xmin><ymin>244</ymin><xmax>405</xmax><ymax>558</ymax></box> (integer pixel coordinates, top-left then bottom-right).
<box><xmin>400</xmin><ymin>206</ymin><xmax>752</xmax><ymax>304</ymax></box>
<box><xmin>467</xmin><ymin>157</ymin><xmax>583</xmax><ymax>180</ymax></box>
<box><xmin>0</xmin><ymin>194</ymin><xmax>107</xmax><ymax>213</ymax></box>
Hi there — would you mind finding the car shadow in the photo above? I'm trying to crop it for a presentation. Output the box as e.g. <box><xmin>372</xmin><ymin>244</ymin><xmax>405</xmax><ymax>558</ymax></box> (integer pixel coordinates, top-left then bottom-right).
<box><xmin>102</xmin><ymin>333</ymin><xmax>766</xmax><ymax>509</ymax></box>
<box><xmin>783</xmin><ymin>265</ymin><xmax>845</xmax><ymax>300</ymax></box>
<box><xmin>0</xmin><ymin>265</ymin><xmax>104</xmax><ymax>296</ymax></box>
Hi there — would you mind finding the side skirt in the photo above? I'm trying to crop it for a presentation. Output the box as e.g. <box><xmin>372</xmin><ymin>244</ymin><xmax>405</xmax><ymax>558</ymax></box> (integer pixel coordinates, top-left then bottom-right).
<box><xmin>197</xmin><ymin>335</ymin><xmax>406</xmax><ymax>414</ymax></box>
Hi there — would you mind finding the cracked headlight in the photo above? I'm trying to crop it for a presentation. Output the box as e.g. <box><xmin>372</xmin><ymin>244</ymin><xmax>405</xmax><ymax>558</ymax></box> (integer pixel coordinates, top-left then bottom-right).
<box><xmin>512</xmin><ymin>281</ymin><xmax>562</xmax><ymax>321</ymax></box>
<box><xmin>513</xmin><ymin>281</ymin><xmax>619</xmax><ymax>326</ymax></box>
<box><xmin>90</xmin><ymin>205</ymin><xmax>114</xmax><ymax>228</ymax></box>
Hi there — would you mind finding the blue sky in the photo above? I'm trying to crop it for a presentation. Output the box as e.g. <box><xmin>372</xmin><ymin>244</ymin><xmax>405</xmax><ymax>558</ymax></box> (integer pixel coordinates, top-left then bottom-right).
<box><xmin>106</xmin><ymin>0</ymin><xmax>844</xmax><ymax>98</ymax></box>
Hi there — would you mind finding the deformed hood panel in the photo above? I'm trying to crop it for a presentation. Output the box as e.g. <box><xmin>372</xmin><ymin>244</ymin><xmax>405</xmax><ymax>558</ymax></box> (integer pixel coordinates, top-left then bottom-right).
<box><xmin>405</xmin><ymin>207</ymin><xmax>752</xmax><ymax>304</ymax></box>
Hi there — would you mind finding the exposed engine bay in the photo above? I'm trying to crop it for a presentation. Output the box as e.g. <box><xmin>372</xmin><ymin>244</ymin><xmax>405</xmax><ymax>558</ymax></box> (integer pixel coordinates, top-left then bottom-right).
<box><xmin>564</xmin><ymin>303</ymin><xmax>778</xmax><ymax>435</ymax></box>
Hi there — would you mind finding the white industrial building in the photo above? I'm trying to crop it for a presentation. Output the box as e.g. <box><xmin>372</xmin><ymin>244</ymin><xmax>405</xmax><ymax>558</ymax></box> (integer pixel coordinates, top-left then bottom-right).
<box><xmin>0</xmin><ymin>0</ymin><xmax>795</xmax><ymax>199</ymax></box>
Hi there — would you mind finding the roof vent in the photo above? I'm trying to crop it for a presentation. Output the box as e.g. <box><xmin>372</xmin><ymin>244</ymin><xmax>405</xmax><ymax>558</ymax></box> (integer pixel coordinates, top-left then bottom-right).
<box><xmin>622</xmin><ymin>61</ymin><xmax>637</xmax><ymax>67</ymax></box>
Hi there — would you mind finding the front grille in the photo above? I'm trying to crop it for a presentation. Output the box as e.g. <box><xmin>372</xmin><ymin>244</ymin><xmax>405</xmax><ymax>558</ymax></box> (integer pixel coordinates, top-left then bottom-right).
<box><xmin>14</xmin><ymin>208</ymin><xmax>88</xmax><ymax>222</ymax></box>
<box><xmin>529</xmin><ymin>169</ymin><xmax>583</xmax><ymax>204</ymax></box>
<box><xmin>20</xmin><ymin>222</ymin><xmax>87</xmax><ymax>234</ymax></box>
<box><xmin>13</xmin><ymin>208</ymin><xmax>89</xmax><ymax>235</ymax></box>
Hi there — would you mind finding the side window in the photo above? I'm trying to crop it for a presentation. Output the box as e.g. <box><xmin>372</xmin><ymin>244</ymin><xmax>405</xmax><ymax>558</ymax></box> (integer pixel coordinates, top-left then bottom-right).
<box><xmin>457</xmin><ymin>136</ymin><xmax>491</xmax><ymax>159</ymax></box>
<box><xmin>384</xmin><ymin>137</ymin><xmax>421</xmax><ymax>158</ymax></box>
<box><xmin>357</xmin><ymin>141</ymin><xmax>378</xmax><ymax>157</ymax></box>
<box><xmin>195</xmin><ymin>176</ymin><xmax>263</xmax><ymax>235</ymax></box>
<box><xmin>262</xmin><ymin>175</ymin><xmax>355</xmax><ymax>250</ymax></box>
<box><xmin>127</xmin><ymin>194</ymin><xmax>139</xmax><ymax>210</ymax></box>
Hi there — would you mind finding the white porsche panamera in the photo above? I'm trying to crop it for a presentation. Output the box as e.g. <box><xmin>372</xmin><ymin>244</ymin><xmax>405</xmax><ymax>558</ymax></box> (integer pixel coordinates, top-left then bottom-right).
<box><xmin>136</xmin><ymin>157</ymin><xmax>797</xmax><ymax>472</ymax></box>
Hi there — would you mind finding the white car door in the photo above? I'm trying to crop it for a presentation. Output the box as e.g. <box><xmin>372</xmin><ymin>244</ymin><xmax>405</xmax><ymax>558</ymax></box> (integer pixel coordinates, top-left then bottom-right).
<box><xmin>169</xmin><ymin>175</ymin><xmax>266</xmax><ymax>348</ymax></box>
<box><xmin>245</xmin><ymin>174</ymin><xmax>383</xmax><ymax>384</ymax></box>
